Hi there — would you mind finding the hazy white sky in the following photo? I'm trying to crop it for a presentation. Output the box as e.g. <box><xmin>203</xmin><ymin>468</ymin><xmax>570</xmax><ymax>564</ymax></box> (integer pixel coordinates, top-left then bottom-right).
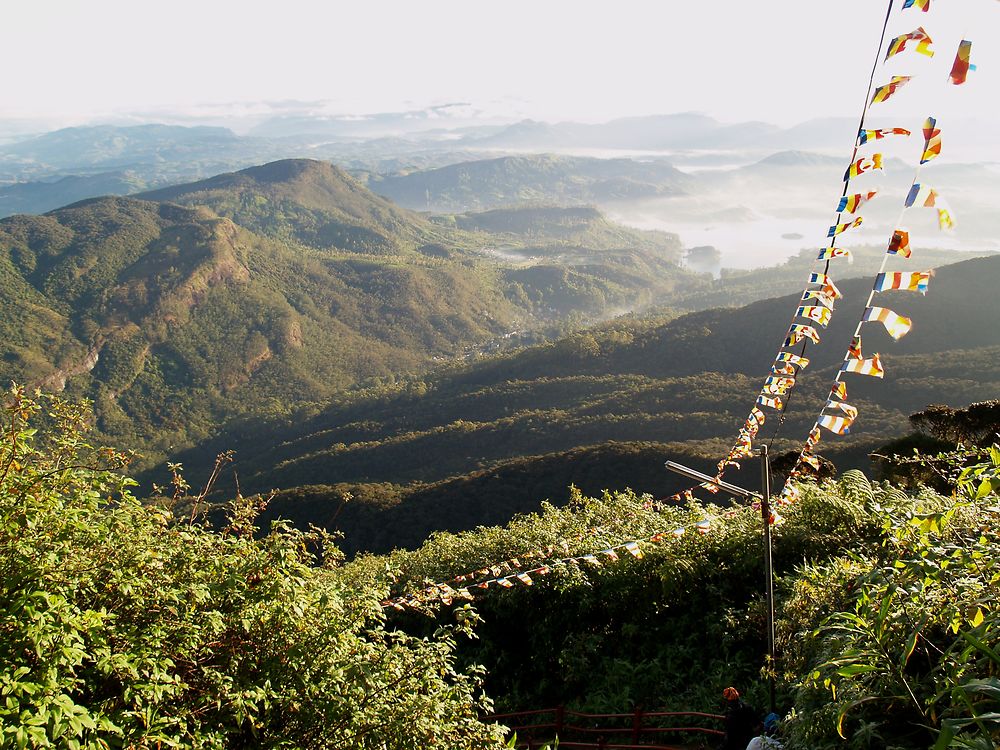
<box><xmin>2</xmin><ymin>0</ymin><xmax>996</xmax><ymax>127</ymax></box>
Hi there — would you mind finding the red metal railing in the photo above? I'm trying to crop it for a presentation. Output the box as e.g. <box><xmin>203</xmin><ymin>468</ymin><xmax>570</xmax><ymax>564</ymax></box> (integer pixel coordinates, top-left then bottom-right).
<box><xmin>485</xmin><ymin>706</ymin><xmax>725</xmax><ymax>749</ymax></box>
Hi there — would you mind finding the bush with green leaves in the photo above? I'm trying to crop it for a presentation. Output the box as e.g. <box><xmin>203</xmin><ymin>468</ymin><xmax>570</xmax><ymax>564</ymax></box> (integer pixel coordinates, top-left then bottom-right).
<box><xmin>0</xmin><ymin>385</ymin><xmax>504</xmax><ymax>749</ymax></box>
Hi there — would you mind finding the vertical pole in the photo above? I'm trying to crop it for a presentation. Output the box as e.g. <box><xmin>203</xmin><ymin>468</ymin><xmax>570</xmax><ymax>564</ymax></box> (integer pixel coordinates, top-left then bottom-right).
<box><xmin>760</xmin><ymin>445</ymin><xmax>776</xmax><ymax>715</ymax></box>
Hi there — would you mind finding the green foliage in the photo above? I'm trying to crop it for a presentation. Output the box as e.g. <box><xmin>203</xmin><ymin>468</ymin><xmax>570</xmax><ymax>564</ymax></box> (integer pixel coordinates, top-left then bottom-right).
<box><xmin>0</xmin><ymin>386</ymin><xmax>504</xmax><ymax>748</ymax></box>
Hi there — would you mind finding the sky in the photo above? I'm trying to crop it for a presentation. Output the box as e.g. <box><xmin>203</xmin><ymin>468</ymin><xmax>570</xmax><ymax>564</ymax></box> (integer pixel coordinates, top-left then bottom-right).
<box><xmin>1</xmin><ymin>0</ymin><xmax>997</xmax><ymax>130</ymax></box>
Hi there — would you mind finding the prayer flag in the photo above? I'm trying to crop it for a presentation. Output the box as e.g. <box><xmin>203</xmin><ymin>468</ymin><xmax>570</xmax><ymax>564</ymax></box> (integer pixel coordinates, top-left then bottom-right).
<box><xmin>695</xmin><ymin>519</ymin><xmax>711</xmax><ymax>535</ymax></box>
<box><xmin>772</xmin><ymin>362</ymin><xmax>796</xmax><ymax>376</ymax></box>
<box><xmin>602</xmin><ymin>549</ymin><xmax>620</xmax><ymax>561</ymax></box>
<box><xmin>670</xmin><ymin>527</ymin><xmax>686</xmax><ymax>538</ymax></box>
<box><xmin>828</xmin><ymin>216</ymin><xmax>863</xmax><ymax>237</ymax></box>
<box><xmin>757</xmin><ymin>394</ymin><xmax>783</xmax><ymax>410</ymax></box>
<box><xmin>857</xmin><ymin>128</ymin><xmax>910</xmax><ymax>145</ymax></box>
<box><xmin>809</xmin><ymin>273</ymin><xmax>844</xmax><ymax>299</ymax></box>
<box><xmin>624</xmin><ymin>541</ymin><xmax>643</xmax><ymax>559</ymax></box>
<box><xmin>921</xmin><ymin>116</ymin><xmax>941</xmax><ymax>164</ymax></box>
<box><xmin>845</xmin><ymin>153</ymin><xmax>883</xmax><ymax>180</ymax></box>
<box><xmin>778</xmin><ymin>482</ymin><xmax>800</xmax><ymax>505</ymax></box>
<box><xmin>750</xmin><ymin>407</ymin><xmax>767</xmax><ymax>426</ymax></box>
<box><xmin>776</xmin><ymin>352</ymin><xmax>810</xmax><ymax>368</ymax></box>
<box><xmin>802</xmin><ymin>290</ymin><xmax>835</xmax><ymax>309</ymax></box>
<box><xmin>801</xmin><ymin>453</ymin><xmax>822</xmax><ymax>470</ymax></box>
<box><xmin>796</xmin><ymin>305</ymin><xmax>833</xmax><ymax>327</ymax></box>
<box><xmin>888</xmin><ymin>229</ymin><xmax>911</xmax><ymax>258</ymax></box>
<box><xmin>905</xmin><ymin>183</ymin><xmax>940</xmax><ymax>207</ymax></box>
<box><xmin>825</xmin><ymin>399</ymin><xmax>860</xmax><ymax>421</ymax></box>
<box><xmin>848</xmin><ymin>334</ymin><xmax>863</xmax><ymax>360</ymax></box>
<box><xmin>871</xmin><ymin>76</ymin><xmax>912</xmax><ymax>104</ymax></box>
<box><xmin>842</xmin><ymin>353</ymin><xmax>885</xmax><ymax>378</ymax></box>
<box><xmin>831</xmin><ymin>381</ymin><xmax>847</xmax><ymax>400</ymax></box>
<box><xmin>817</xmin><ymin>247</ymin><xmax>853</xmax><ymax>262</ymax></box>
<box><xmin>863</xmin><ymin>306</ymin><xmax>913</xmax><ymax>340</ymax></box>
<box><xmin>805</xmin><ymin>426</ymin><xmax>822</xmax><ymax>450</ymax></box>
<box><xmin>903</xmin><ymin>0</ymin><xmax>930</xmax><ymax>11</ymax></box>
<box><xmin>885</xmin><ymin>27</ymin><xmax>934</xmax><ymax>60</ymax></box>
<box><xmin>764</xmin><ymin>376</ymin><xmax>796</xmax><ymax>394</ymax></box>
<box><xmin>950</xmin><ymin>40</ymin><xmax>975</xmax><ymax>85</ymax></box>
<box><xmin>516</xmin><ymin>572</ymin><xmax>533</xmax><ymax>585</ymax></box>
<box><xmin>818</xmin><ymin>414</ymin><xmax>854</xmax><ymax>435</ymax></box>
<box><xmin>785</xmin><ymin>324</ymin><xmax>821</xmax><ymax>346</ymax></box>
<box><xmin>497</xmin><ymin>577</ymin><xmax>514</xmax><ymax>587</ymax></box>
<box><xmin>874</xmin><ymin>271</ymin><xmax>930</xmax><ymax>293</ymax></box>
<box><xmin>837</xmin><ymin>190</ymin><xmax>878</xmax><ymax>214</ymax></box>
<box><xmin>937</xmin><ymin>207</ymin><xmax>954</xmax><ymax>230</ymax></box>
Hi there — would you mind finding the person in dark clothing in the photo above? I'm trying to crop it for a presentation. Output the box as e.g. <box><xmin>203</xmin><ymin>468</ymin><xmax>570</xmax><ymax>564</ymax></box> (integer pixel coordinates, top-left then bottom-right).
<box><xmin>720</xmin><ymin>687</ymin><xmax>759</xmax><ymax>750</ymax></box>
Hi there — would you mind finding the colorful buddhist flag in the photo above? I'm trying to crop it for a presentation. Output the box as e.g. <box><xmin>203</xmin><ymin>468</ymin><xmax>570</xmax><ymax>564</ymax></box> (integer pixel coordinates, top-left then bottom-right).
<box><xmin>805</xmin><ymin>426</ymin><xmax>822</xmax><ymax>450</ymax></box>
<box><xmin>863</xmin><ymin>306</ymin><xmax>913</xmax><ymax>340</ymax></box>
<box><xmin>757</xmin><ymin>394</ymin><xmax>783</xmax><ymax>410</ymax></box>
<box><xmin>772</xmin><ymin>362</ymin><xmax>796</xmax><ymax>376</ymax></box>
<box><xmin>937</xmin><ymin>207</ymin><xmax>955</xmax><ymax>230</ymax></box>
<box><xmin>802</xmin><ymin>290</ymin><xmax>835</xmax><ymax>309</ymax></box>
<box><xmin>871</xmin><ymin>76</ymin><xmax>912</xmax><ymax>104</ymax></box>
<box><xmin>885</xmin><ymin>27</ymin><xmax>934</xmax><ymax>60</ymax></box>
<box><xmin>809</xmin><ymin>273</ymin><xmax>843</xmax><ymax>299</ymax></box>
<box><xmin>818</xmin><ymin>414</ymin><xmax>854</xmax><ymax>435</ymax></box>
<box><xmin>950</xmin><ymin>40</ymin><xmax>975</xmax><ymax>85</ymax></box>
<box><xmin>848</xmin><ymin>334</ymin><xmax>863</xmax><ymax>360</ymax></box>
<box><xmin>764</xmin><ymin>376</ymin><xmax>796</xmax><ymax>394</ymax></box>
<box><xmin>624</xmin><ymin>541</ymin><xmax>643</xmax><ymax>559</ymax></box>
<box><xmin>831</xmin><ymin>381</ymin><xmax>848</xmax><ymax>400</ymax></box>
<box><xmin>857</xmin><ymin>128</ymin><xmax>910</xmax><ymax>146</ymax></box>
<box><xmin>921</xmin><ymin>116</ymin><xmax>941</xmax><ymax>164</ymax></box>
<box><xmin>785</xmin><ymin>324</ymin><xmax>821</xmax><ymax>346</ymax></box>
<box><xmin>776</xmin><ymin>352</ymin><xmax>810</xmax><ymax>368</ymax></box>
<box><xmin>837</xmin><ymin>190</ymin><xmax>878</xmax><ymax>214</ymax></box>
<box><xmin>828</xmin><ymin>216</ymin><xmax>864</xmax><ymax>237</ymax></box>
<box><xmin>905</xmin><ymin>183</ymin><xmax>940</xmax><ymax>208</ymax></box>
<box><xmin>825</xmin><ymin>399</ymin><xmax>860</xmax><ymax>420</ymax></box>
<box><xmin>801</xmin><ymin>452</ymin><xmax>822</xmax><ymax>471</ymax></box>
<box><xmin>845</xmin><ymin>154</ymin><xmax>883</xmax><ymax>180</ymax></box>
<box><xmin>874</xmin><ymin>271</ymin><xmax>930</xmax><ymax>293</ymax></box>
<box><xmin>903</xmin><ymin>0</ymin><xmax>930</xmax><ymax>11</ymax></box>
<box><xmin>796</xmin><ymin>305</ymin><xmax>833</xmax><ymax>327</ymax></box>
<box><xmin>817</xmin><ymin>247</ymin><xmax>853</xmax><ymax>262</ymax></box>
<box><xmin>842</xmin><ymin>353</ymin><xmax>885</xmax><ymax>378</ymax></box>
<box><xmin>887</xmin><ymin>229</ymin><xmax>911</xmax><ymax>258</ymax></box>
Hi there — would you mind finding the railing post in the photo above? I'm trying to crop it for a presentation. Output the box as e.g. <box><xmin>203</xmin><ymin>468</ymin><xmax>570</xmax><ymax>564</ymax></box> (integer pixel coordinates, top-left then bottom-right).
<box><xmin>632</xmin><ymin>705</ymin><xmax>643</xmax><ymax>743</ymax></box>
<box><xmin>555</xmin><ymin>704</ymin><xmax>565</xmax><ymax>737</ymax></box>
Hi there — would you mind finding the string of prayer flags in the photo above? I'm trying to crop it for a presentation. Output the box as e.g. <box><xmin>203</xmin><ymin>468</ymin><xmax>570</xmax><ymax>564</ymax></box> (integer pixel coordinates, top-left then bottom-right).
<box><xmin>817</xmin><ymin>247</ymin><xmax>853</xmax><ymax>262</ymax></box>
<box><xmin>857</xmin><ymin>128</ymin><xmax>910</xmax><ymax>145</ymax></box>
<box><xmin>785</xmin><ymin>324</ymin><xmax>821</xmax><ymax>346</ymax></box>
<box><xmin>902</xmin><ymin>0</ymin><xmax>930</xmax><ymax>11</ymax></box>
<box><xmin>837</xmin><ymin>190</ymin><xmax>878</xmax><ymax>214</ymax></box>
<box><xmin>921</xmin><ymin>117</ymin><xmax>941</xmax><ymax>164</ymax></box>
<box><xmin>809</xmin><ymin>273</ymin><xmax>843</xmax><ymax>299</ymax></box>
<box><xmin>842</xmin><ymin>353</ymin><xmax>885</xmax><ymax>378</ymax></box>
<box><xmin>776</xmin><ymin>352</ymin><xmax>810</xmax><ymax>368</ymax></box>
<box><xmin>825</xmin><ymin>399</ymin><xmax>860</xmax><ymax>421</ymax></box>
<box><xmin>950</xmin><ymin>40</ymin><xmax>975</xmax><ymax>85</ymax></box>
<box><xmin>796</xmin><ymin>305</ymin><xmax>833</xmax><ymax>327</ymax></box>
<box><xmin>885</xmin><ymin>27</ymin><xmax>935</xmax><ymax>60</ymax></box>
<box><xmin>818</xmin><ymin>414</ymin><xmax>854</xmax><ymax>435</ymax></box>
<box><xmin>845</xmin><ymin>154</ymin><xmax>883</xmax><ymax>180</ymax></box>
<box><xmin>828</xmin><ymin>216</ymin><xmax>864</xmax><ymax>237</ymax></box>
<box><xmin>757</xmin><ymin>394</ymin><xmax>783</xmax><ymax>410</ymax></box>
<box><xmin>874</xmin><ymin>271</ymin><xmax>930</xmax><ymax>293</ymax></box>
<box><xmin>888</xmin><ymin>229</ymin><xmax>912</xmax><ymax>257</ymax></box>
<box><xmin>863</xmin><ymin>306</ymin><xmax>913</xmax><ymax>340</ymax></box>
<box><xmin>871</xmin><ymin>75</ymin><xmax>913</xmax><ymax>104</ymax></box>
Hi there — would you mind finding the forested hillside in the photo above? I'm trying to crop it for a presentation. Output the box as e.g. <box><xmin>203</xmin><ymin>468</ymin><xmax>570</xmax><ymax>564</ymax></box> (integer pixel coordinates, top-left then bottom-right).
<box><xmin>167</xmin><ymin>254</ymin><xmax>1000</xmax><ymax>553</ymax></box>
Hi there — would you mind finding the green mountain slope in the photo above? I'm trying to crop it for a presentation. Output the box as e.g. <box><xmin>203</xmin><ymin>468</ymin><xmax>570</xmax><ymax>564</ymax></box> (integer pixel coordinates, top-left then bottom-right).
<box><xmin>167</xmin><ymin>255</ymin><xmax>1000</xmax><ymax>552</ymax></box>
